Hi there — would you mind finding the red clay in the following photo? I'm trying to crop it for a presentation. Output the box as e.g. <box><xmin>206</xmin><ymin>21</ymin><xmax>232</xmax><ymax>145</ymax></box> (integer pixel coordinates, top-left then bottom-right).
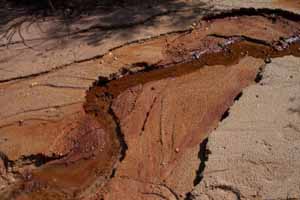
<box><xmin>1</xmin><ymin>9</ymin><xmax>300</xmax><ymax>200</ymax></box>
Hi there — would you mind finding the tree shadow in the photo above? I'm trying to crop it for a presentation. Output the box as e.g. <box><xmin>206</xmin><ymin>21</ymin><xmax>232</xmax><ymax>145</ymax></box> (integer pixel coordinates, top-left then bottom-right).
<box><xmin>0</xmin><ymin>0</ymin><xmax>216</xmax><ymax>50</ymax></box>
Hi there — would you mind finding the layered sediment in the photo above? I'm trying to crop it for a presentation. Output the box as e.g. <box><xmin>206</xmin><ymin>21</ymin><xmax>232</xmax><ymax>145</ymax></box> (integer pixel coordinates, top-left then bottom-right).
<box><xmin>1</xmin><ymin>8</ymin><xmax>300</xmax><ymax>200</ymax></box>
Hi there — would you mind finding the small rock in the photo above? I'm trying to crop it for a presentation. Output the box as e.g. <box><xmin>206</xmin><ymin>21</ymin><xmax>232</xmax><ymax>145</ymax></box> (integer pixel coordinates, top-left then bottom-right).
<box><xmin>175</xmin><ymin>148</ymin><xmax>180</xmax><ymax>153</ymax></box>
<box><xmin>264</xmin><ymin>57</ymin><xmax>271</xmax><ymax>64</ymax></box>
<box><xmin>30</xmin><ymin>82</ymin><xmax>38</xmax><ymax>87</ymax></box>
<box><xmin>18</xmin><ymin>120</ymin><xmax>24</xmax><ymax>126</ymax></box>
<box><xmin>190</xmin><ymin>22</ymin><xmax>197</xmax><ymax>29</ymax></box>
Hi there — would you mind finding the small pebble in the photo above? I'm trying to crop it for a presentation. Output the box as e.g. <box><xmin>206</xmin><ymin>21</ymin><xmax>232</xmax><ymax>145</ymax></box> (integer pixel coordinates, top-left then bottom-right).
<box><xmin>175</xmin><ymin>148</ymin><xmax>180</xmax><ymax>153</ymax></box>
<box><xmin>18</xmin><ymin>120</ymin><xmax>24</xmax><ymax>126</ymax></box>
<box><xmin>264</xmin><ymin>57</ymin><xmax>271</xmax><ymax>64</ymax></box>
<box><xmin>30</xmin><ymin>82</ymin><xmax>38</xmax><ymax>87</ymax></box>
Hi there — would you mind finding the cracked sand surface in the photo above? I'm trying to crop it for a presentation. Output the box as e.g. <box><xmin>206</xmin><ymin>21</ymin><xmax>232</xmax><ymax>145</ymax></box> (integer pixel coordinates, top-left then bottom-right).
<box><xmin>1</xmin><ymin>0</ymin><xmax>299</xmax><ymax>132</ymax></box>
<box><xmin>0</xmin><ymin>2</ymin><xmax>300</xmax><ymax>200</ymax></box>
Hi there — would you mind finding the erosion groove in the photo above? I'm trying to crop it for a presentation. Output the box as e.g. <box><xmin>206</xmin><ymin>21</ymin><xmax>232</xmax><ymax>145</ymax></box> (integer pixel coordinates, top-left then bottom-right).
<box><xmin>1</xmin><ymin>8</ymin><xmax>300</xmax><ymax>200</ymax></box>
<box><xmin>107</xmin><ymin>106</ymin><xmax>128</xmax><ymax>161</ymax></box>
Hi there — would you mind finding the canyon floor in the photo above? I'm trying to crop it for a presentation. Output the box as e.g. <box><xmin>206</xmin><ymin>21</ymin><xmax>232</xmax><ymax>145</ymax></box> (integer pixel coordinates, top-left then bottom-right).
<box><xmin>0</xmin><ymin>1</ymin><xmax>300</xmax><ymax>200</ymax></box>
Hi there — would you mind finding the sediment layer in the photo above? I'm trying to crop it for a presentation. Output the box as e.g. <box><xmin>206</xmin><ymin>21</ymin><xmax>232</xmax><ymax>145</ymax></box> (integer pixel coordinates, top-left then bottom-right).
<box><xmin>1</xmin><ymin>8</ymin><xmax>300</xmax><ymax>200</ymax></box>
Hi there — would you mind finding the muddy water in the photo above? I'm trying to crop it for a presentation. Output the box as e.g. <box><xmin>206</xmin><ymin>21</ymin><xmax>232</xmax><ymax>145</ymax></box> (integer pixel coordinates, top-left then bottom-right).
<box><xmin>5</xmin><ymin>9</ymin><xmax>300</xmax><ymax>200</ymax></box>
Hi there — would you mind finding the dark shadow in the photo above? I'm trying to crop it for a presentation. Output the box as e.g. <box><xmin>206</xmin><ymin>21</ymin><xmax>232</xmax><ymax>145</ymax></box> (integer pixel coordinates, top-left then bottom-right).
<box><xmin>0</xmin><ymin>0</ymin><xmax>215</xmax><ymax>49</ymax></box>
<box><xmin>288</xmin><ymin>106</ymin><xmax>300</xmax><ymax>117</ymax></box>
<box><xmin>193</xmin><ymin>138</ymin><xmax>209</xmax><ymax>186</ymax></box>
<box><xmin>220</xmin><ymin>109</ymin><xmax>230</xmax><ymax>122</ymax></box>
